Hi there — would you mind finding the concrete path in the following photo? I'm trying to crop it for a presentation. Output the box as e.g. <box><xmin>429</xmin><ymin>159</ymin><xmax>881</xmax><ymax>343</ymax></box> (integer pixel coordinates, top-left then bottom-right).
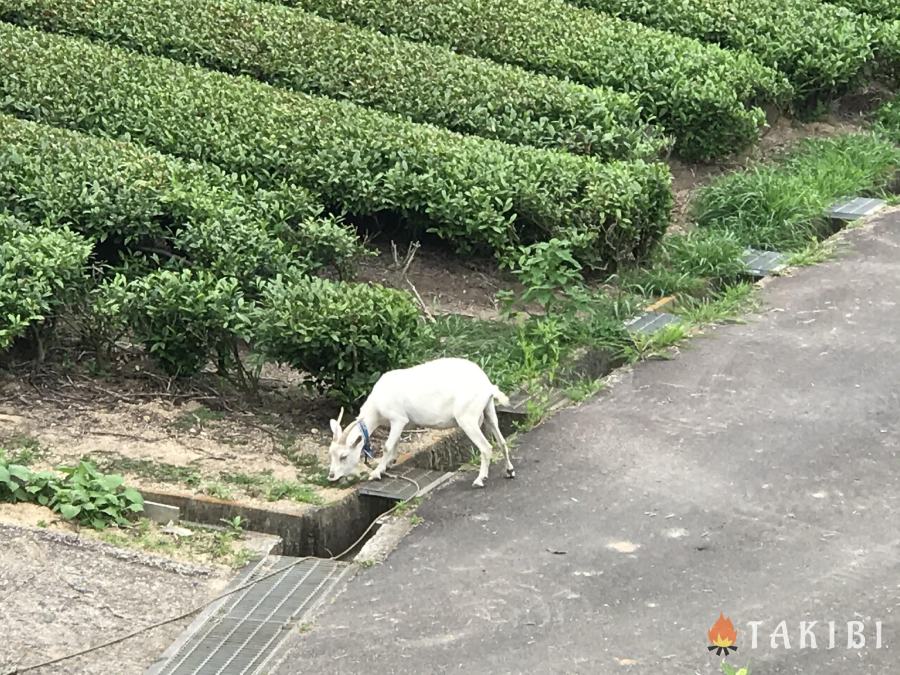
<box><xmin>271</xmin><ymin>209</ymin><xmax>900</xmax><ymax>675</ymax></box>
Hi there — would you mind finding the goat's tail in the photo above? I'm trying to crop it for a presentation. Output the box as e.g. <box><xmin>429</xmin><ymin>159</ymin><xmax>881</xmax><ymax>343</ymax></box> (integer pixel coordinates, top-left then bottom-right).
<box><xmin>492</xmin><ymin>385</ymin><xmax>510</xmax><ymax>407</ymax></box>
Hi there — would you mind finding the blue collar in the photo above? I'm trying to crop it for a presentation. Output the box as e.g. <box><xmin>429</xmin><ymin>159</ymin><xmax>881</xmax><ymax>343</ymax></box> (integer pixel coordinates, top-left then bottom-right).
<box><xmin>358</xmin><ymin>420</ymin><xmax>374</xmax><ymax>465</ymax></box>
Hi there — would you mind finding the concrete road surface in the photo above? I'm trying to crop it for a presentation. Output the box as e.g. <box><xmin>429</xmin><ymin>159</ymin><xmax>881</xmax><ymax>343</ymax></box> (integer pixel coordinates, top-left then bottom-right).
<box><xmin>272</xmin><ymin>209</ymin><xmax>900</xmax><ymax>675</ymax></box>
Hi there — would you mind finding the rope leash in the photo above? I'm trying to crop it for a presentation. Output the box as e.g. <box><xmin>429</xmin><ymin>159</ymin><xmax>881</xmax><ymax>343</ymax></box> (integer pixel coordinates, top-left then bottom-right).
<box><xmin>4</xmin><ymin>472</ymin><xmax>422</xmax><ymax>675</ymax></box>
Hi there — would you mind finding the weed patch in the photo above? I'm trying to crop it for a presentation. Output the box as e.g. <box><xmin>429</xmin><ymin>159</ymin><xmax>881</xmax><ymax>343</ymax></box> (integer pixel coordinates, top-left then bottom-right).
<box><xmin>693</xmin><ymin>134</ymin><xmax>900</xmax><ymax>251</ymax></box>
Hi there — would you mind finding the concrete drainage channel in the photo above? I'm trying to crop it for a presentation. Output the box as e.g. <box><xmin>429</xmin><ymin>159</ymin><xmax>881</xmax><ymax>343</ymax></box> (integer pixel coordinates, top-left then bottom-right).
<box><xmin>143</xmin><ymin>463</ymin><xmax>456</xmax><ymax>675</ymax></box>
<box><xmin>145</xmin><ymin>195</ymin><xmax>889</xmax><ymax>675</ymax></box>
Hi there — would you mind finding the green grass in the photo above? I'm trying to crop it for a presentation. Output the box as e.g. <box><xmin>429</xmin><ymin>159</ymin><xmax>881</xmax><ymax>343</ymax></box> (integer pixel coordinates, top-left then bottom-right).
<box><xmin>90</xmin><ymin>455</ymin><xmax>202</xmax><ymax>486</ymax></box>
<box><xmin>220</xmin><ymin>471</ymin><xmax>323</xmax><ymax>505</ymax></box>
<box><xmin>622</xmin><ymin>323</ymin><xmax>689</xmax><ymax>361</ymax></box>
<box><xmin>675</xmin><ymin>283</ymin><xmax>758</xmax><ymax>325</ymax></box>
<box><xmin>0</xmin><ymin>434</ymin><xmax>45</xmax><ymax>465</ymax></box>
<box><xmin>693</xmin><ymin>133</ymin><xmax>900</xmax><ymax>251</ymax></box>
<box><xmin>98</xmin><ymin>517</ymin><xmax>254</xmax><ymax>569</ymax></box>
<box><xmin>202</xmin><ymin>482</ymin><xmax>234</xmax><ymax>500</ymax></box>
<box><xmin>786</xmin><ymin>238</ymin><xmax>840</xmax><ymax>267</ymax></box>
<box><xmin>877</xmin><ymin>93</ymin><xmax>900</xmax><ymax>144</ymax></box>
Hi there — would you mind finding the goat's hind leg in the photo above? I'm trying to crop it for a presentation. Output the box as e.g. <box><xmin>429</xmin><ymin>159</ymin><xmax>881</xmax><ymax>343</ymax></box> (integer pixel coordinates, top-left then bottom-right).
<box><xmin>484</xmin><ymin>400</ymin><xmax>515</xmax><ymax>479</ymax></box>
<box><xmin>457</xmin><ymin>417</ymin><xmax>494</xmax><ymax>488</ymax></box>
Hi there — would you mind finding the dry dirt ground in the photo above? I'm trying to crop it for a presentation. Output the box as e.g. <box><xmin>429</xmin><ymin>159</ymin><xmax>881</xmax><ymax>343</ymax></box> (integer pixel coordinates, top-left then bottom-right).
<box><xmin>0</xmin><ymin>368</ymin><xmax>456</xmax><ymax>516</ymax></box>
<box><xmin>0</xmin><ymin>522</ymin><xmax>231</xmax><ymax>675</ymax></box>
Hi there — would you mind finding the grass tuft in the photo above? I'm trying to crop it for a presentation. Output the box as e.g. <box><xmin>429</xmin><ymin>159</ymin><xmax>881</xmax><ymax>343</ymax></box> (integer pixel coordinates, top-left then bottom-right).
<box><xmin>693</xmin><ymin>133</ymin><xmax>900</xmax><ymax>252</ymax></box>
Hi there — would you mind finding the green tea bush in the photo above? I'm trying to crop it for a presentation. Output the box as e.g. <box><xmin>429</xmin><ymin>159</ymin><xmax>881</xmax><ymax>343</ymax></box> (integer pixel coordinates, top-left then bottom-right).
<box><xmin>0</xmin><ymin>116</ymin><xmax>417</xmax><ymax>398</ymax></box>
<box><xmin>874</xmin><ymin>21</ymin><xmax>900</xmax><ymax>81</ymax></box>
<box><xmin>0</xmin><ymin>114</ymin><xmax>356</xmax><ymax>279</ymax></box>
<box><xmin>100</xmin><ymin>270</ymin><xmax>250</xmax><ymax>376</ymax></box>
<box><xmin>253</xmin><ymin>270</ymin><xmax>423</xmax><ymax>402</ymax></box>
<box><xmin>694</xmin><ymin>134</ymin><xmax>900</xmax><ymax>251</ymax></box>
<box><xmin>827</xmin><ymin>0</ymin><xmax>899</xmax><ymax>21</ymax></box>
<box><xmin>0</xmin><ymin>214</ymin><xmax>92</xmax><ymax>349</ymax></box>
<box><xmin>0</xmin><ymin>25</ymin><xmax>672</xmax><ymax>267</ymax></box>
<box><xmin>570</xmin><ymin>0</ymin><xmax>874</xmax><ymax>102</ymax></box>
<box><xmin>0</xmin><ymin>0</ymin><xmax>662</xmax><ymax>160</ymax></box>
<box><xmin>287</xmin><ymin>0</ymin><xmax>791</xmax><ymax>159</ymax></box>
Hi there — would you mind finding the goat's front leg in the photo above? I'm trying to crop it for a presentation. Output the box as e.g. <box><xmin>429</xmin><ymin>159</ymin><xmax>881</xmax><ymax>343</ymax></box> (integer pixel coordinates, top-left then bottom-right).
<box><xmin>369</xmin><ymin>419</ymin><xmax>407</xmax><ymax>481</ymax></box>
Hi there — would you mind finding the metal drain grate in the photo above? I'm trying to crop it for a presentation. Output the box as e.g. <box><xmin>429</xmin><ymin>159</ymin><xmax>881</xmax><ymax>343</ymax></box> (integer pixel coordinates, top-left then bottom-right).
<box><xmin>151</xmin><ymin>556</ymin><xmax>349</xmax><ymax>675</ymax></box>
<box><xmin>827</xmin><ymin>196</ymin><xmax>886</xmax><ymax>222</ymax></box>
<box><xmin>358</xmin><ymin>466</ymin><xmax>453</xmax><ymax>501</ymax></box>
<box><xmin>624</xmin><ymin>311</ymin><xmax>682</xmax><ymax>336</ymax></box>
<box><xmin>741</xmin><ymin>248</ymin><xmax>787</xmax><ymax>278</ymax></box>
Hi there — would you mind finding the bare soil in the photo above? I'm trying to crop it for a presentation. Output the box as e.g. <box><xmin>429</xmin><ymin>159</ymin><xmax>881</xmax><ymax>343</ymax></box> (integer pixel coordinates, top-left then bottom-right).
<box><xmin>356</xmin><ymin>239</ymin><xmax>518</xmax><ymax>319</ymax></box>
<box><xmin>0</xmin><ymin>522</ymin><xmax>230</xmax><ymax>675</ymax></box>
<box><xmin>0</xmin><ymin>367</ymin><xmax>458</xmax><ymax>516</ymax></box>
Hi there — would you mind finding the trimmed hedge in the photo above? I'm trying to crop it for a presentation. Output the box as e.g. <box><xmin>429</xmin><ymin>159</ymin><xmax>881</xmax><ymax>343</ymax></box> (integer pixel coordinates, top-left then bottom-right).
<box><xmin>0</xmin><ymin>114</ymin><xmax>354</xmax><ymax>280</ymax></box>
<box><xmin>95</xmin><ymin>267</ymin><xmax>425</xmax><ymax>399</ymax></box>
<box><xmin>286</xmin><ymin>0</ymin><xmax>791</xmax><ymax>160</ymax></box>
<box><xmin>0</xmin><ymin>0</ymin><xmax>662</xmax><ymax>161</ymax></box>
<box><xmin>0</xmin><ymin>214</ymin><xmax>91</xmax><ymax>349</ymax></box>
<box><xmin>0</xmin><ymin>118</ymin><xmax>421</xmax><ymax>398</ymax></box>
<box><xmin>569</xmin><ymin>0</ymin><xmax>874</xmax><ymax>102</ymax></box>
<box><xmin>0</xmin><ymin>25</ymin><xmax>673</xmax><ymax>268</ymax></box>
<box><xmin>827</xmin><ymin>0</ymin><xmax>899</xmax><ymax>21</ymax></box>
<box><xmin>253</xmin><ymin>270</ymin><xmax>424</xmax><ymax>400</ymax></box>
<box><xmin>875</xmin><ymin>21</ymin><xmax>900</xmax><ymax>82</ymax></box>
<box><xmin>824</xmin><ymin>1</ymin><xmax>899</xmax><ymax>80</ymax></box>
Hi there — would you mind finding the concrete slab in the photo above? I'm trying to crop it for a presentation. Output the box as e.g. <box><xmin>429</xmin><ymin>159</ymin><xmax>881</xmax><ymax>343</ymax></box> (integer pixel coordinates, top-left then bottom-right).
<box><xmin>741</xmin><ymin>247</ymin><xmax>787</xmax><ymax>278</ymax></box>
<box><xmin>269</xmin><ymin>208</ymin><xmax>900</xmax><ymax>675</ymax></box>
<box><xmin>827</xmin><ymin>196</ymin><xmax>886</xmax><ymax>223</ymax></box>
<box><xmin>625</xmin><ymin>310</ymin><xmax>682</xmax><ymax>335</ymax></box>
<box><xmin>142</xmin><ymin>499</ymin><xmax>181</xmax><ymax>524</ymax></box>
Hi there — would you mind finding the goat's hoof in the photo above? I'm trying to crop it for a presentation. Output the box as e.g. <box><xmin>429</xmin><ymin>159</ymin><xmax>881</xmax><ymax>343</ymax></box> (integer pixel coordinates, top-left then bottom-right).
<box><xmin>368</xmin><ymin>471</ymin><xmax>383</xmax><ymax>481</ymax></box>
<box><xmin>472</xmin><ymin>478</ymin><xmax>485</xmax><ymax>488</ymax></box>
<box><xmin>506</xmin><ymin>469</ymin><xmax>516</xmax><ymax>479</ymax></box>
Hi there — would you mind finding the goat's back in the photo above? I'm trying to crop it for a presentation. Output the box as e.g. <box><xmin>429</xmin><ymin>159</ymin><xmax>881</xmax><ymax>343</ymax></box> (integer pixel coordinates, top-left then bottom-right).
<box><xmin>367</xmin><ymin>358</ymin><xmax>496</xmax><ymax>427</ymax></box>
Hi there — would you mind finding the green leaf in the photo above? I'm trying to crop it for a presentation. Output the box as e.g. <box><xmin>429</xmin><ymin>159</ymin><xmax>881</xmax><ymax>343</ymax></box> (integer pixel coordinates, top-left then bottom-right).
<box><xmin>57</xmin><ymin>503</ymin><xmax>81</xmax><ymax>519</ymax></box>
<box><xmin>97</xmin><ymin>474</ymin><xmax>125</xmax><ymax>492</ymax></box>
<box><xmin>122</xmin><ymin>488</ymin><xmax>144</xmax><ymax>505</ymax></box>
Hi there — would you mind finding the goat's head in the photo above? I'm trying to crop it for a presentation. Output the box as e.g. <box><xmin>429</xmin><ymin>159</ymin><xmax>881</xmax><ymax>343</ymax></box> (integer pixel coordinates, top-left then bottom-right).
<box><xmin>327</xmin><ymin>407</ymin><xmax>361</xmax><ymax>482</ymax></box>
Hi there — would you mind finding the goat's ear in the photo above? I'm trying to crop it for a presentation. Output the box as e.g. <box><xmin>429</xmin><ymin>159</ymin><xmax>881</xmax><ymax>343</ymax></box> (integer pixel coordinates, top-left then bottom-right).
<box><xmin>329</xmin><ymin>419</ymin><xmax>342</xmax><ymax>440</ymax></box>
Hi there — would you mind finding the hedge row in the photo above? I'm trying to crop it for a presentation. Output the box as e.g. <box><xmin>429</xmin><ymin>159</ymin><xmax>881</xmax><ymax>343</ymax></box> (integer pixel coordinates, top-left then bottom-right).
<box><xmin>0</xmin><ymin>113</ymin><xmax>358</xmax><ymax>281</ymax></box>
<box><xmin>568</xmin><ymin>0</ymin><xmax>874</xmax><ymax>102</ymax></box>
<box><xmin>827</xmin><ymin>0</ymin><xmax>899</xmax><ymax>21</ymax></box>
<box><xmin>0</xmin><ymin>115</ymin><xmax>422</xmax><ymax>400</ymax></box>
<box><xmin>99</xmin><ymin>268</ymin><xmax>423</xmax><ymax>399</ymax></box>
<box><xmin>285</xmin><ymin>0</ymin><xmax>791</xmax><ymax>160</ymax></box>
<box><xmin>0</xmin><ymin>0</ymin><xmax>662</xmax><ymax>161</ymax></box>
<box><xmin>0</xmin><ymin>25</ymin><xmax>673</xmax><ymax>268</ymax></box>
<box><xmin>0</xmin><ymin>214</ymin><xmax>91</xmax><ymax>350</ymax></box>
<box><xmin>875</xmin><ymin>21</ymin><xmax>900</xmax><ymax>81</ymax></box>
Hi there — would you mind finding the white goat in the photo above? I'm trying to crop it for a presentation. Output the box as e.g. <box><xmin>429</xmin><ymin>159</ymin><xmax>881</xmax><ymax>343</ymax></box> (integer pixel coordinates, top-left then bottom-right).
<box><xmin>327</xmin><ymin>357</ymin><xmax>515</xmax><ymax>488</ymax></box>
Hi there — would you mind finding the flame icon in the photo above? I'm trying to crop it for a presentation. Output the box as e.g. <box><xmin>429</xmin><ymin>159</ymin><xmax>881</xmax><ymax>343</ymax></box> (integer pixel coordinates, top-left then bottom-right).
<box><xmin>707</xmin><ymin>612</ymin><xmax>738</xmax><ymax>656</ymax></box>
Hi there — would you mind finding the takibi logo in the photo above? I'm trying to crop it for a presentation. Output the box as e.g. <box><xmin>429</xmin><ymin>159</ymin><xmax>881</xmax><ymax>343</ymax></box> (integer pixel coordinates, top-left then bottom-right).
<box><xmin>708</xmin><ymin>612</ymin><xmax>739</xmax><ymax>656</ymax></box>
